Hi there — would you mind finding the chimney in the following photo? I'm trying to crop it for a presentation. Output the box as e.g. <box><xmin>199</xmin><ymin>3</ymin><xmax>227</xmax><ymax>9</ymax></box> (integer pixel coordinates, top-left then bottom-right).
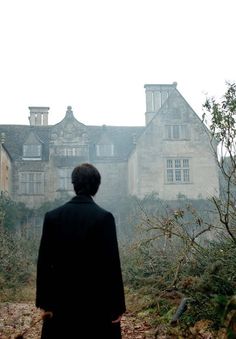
<box><xmin>144</xmin><ymin>82</ymin><xmax>177</xmax><ymax>125</ymax></box>
<box><xmin>28</xmin><ymin>107</ymin><xmax>50</xmax><ymax>126</ymax></box>
<box><xmin>1</xmin><ymin>133</ymin><xmax>5</xmax><ymax>144</ymax></box>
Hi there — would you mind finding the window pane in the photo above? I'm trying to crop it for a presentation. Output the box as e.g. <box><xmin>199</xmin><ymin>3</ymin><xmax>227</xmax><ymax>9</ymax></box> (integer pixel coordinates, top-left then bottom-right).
<box><xmin>175</xmin><ymin>169</ymin><xmax>181</xmax><ymax>181</ymax></box>
<box><xmin>183</xmin><ymin>169</ymin><xmax>190</xmax><ymax>182</ymax></box>
<box><xmin>67</xmin><ymin>148</ymin><xmax>73</xmax><ymax>156</ymax></box>
<box><xmin>23</xmin><ymin>144</ymin><xmax>41</xmax><ymax>157</ymax></box>
<box><xmin>36</xmin><ymin>145</ymin><xmax>41</xmax><ymax>155</ymax></box>
<box><xmin>21</xmin><ymin>173</ymin><xmax>27</xmax><ymax>181</ymax></box>
<box><xmin>167</xmin><ymin>169</ymin><xmax>173</xmax><ymax>182</ymax></box>
<box><xmin>19</xmin><ymin>172</ymin><xmax>44</xmax><ymax>194</ymax></box>
<box><xmin>173</xmin><ymin>125</ymin><xmax>180</xmax><ymax>139</ymax></box>
<box><xmin>29</xmin><ymin>173</ymin><xmax>34</xmax><ymax>182</ymax></box>
<box><xmin>175</xmin><ymin>160</ymin><xmax>181</xmax><ymax>168</ymax></box>
<box><xmin>183</xmin><ymin>159</ymin><xmax>189</xmax><ymax>168</ymax></box>
<box><xmin>59</xmin><ymin>168</ymin><xmax>73</xmax><ymax>190</ymax></box>
<box><xmin>21</xmin><ymin>182</ymin><xmax>27</xmax><ymax>194</ymax></box>
<box><xmin>181</xmin><ymin>125</ymin><xmax>186</xmax><ymax>139</ymax></box>
<box><xmin>35</xmin><ymin>173</ymin><xmax>42</xmax><ymax>181</ymax></box>
<box><xmin>165</xmin><ymin>126</ymin><xmax>172</xmax><ymax>139</ymax></box>
<box><xmin>28</xmin><ymin>182</ymin><xmax>34</xmax><ymax>194</ymax></box>
<box><xmin>35</xmin><ymin>182</ymin><xmax>40</xmax><ymax>194</ymax></box>
<box><xmin>166</xmin><ymin>158</ymin><xmax>190</xmax><ymax>183</ymax></box>
<box><xmin>96</xmin><ymin>144</ymin><xmax>114</xmax><ymax>157</ymax></box>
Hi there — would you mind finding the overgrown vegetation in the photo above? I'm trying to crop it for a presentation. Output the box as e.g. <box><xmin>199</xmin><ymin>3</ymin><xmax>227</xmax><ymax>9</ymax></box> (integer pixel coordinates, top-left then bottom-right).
<box><xmin>121</xmin><ymin>208</ymin><xmax>236</xmax><ymax>337</ymax></box>
<box><xmin>0</xmin><ymin>193</ymin><xmax>71</xmax><ymax>301</ymax></box>
<box><xmin>0</xmin><ymin>194</ymin><xmax>37</xmax><ymax>301</ymax></box>
<box><xmin>120</xmin><ymin>82</ymin><xmax>236</xmax><ymax>338</ymax></box>
<box><xmin>0</xmin><ymin>228</ymin><xmax>38</xmax><ymax>301</ymax></box>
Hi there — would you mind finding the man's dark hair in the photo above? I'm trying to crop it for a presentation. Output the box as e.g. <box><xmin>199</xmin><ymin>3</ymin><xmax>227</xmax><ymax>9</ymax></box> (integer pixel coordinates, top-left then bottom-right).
<box><xmin>71</xmin><ymin>163</ymin><xmax>101</xmax><ymax>196</ymax></box>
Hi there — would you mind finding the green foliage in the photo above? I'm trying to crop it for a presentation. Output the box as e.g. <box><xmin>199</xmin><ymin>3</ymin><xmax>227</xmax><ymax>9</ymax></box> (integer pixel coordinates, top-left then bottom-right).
<box><xmin>203</xmin><ymin>82</ymin><xmax>236</xmax><ymax>145</ymax></box>
<box><xmin>177</xmin><ymin>241</ymin><xmax>236</xmax><ymax>329</ymax></box>
<box><xmin>0</xmin><ymin>193</ymin><xmax>41</xmax><ymax>300</ymax></box>
<box><xmin>203</xmin><ymin>81</ymin><xmax>236</xmax><ymax>245</ymax></box>
<box><xmin>0</xmin><ymin>229</ymin><xmax>39</xmax><ymax>301</ymax></box>
<box><xmin>123</xmin><ymin>234</ymin><xmax>236</xmax><ymax>332</ymax></box>
<box><xmin>0</xmin><ymin>192</ymin><xmax>32</xmax><ymax>232</ymax></box>
<box><xmin>121</xmin><ymin>193</ymin><xmax>236</xmax><ymax>335</ymax></box>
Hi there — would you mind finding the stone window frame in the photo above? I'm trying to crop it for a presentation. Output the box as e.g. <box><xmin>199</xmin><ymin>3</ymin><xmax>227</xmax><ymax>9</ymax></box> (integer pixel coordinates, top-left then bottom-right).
<box><xmin>55</xmin><ymin>146</ymin><xmax>88</xmax><ymax>157</ymax></box>
<box><xmin>22</xmin><ymin>144</ymin><xmax>42</xmax><ymax>160</ymax></box>
<box><xmin>58</xmin><ymin>167</ymin><xmax>73</xmax><ymax>191</ymax></box>
<box><xmin>166</xmin><ymin>158</ymin><xmax>191</xmax><ymax>184</ymax></box>
<box><xmin>96</xmin><ymin>144</ymin><xmax>114</xmax><ymax>157</ymax></box>
<box><xmin>19</xmin><ymin>172</ymin><xmax>44</xmax><ymax>195</ymax></box>
<box><xmin>164</xmin><ymin>124</ymin><xmax>189</xmax><ymax>140</ymax></box>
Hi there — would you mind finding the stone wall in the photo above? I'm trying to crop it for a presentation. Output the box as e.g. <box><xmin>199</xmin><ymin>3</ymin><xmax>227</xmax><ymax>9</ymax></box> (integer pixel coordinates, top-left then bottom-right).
<box><xmin>128</xmin><ymin>90</ymin><xmax>219</xmax><ymax>200</ymax></box>
<box><xmin>0</xmin><ymin>144</ymin><xmax>12</xmax><ymax>195</ymax></box>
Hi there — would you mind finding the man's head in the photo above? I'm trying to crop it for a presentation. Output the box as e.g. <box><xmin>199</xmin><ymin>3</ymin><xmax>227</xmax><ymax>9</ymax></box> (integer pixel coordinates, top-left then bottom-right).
<box><xmin>71</xmin><ymin>163</ymin><xmax>101</xmax><ymax>196</ymax></box>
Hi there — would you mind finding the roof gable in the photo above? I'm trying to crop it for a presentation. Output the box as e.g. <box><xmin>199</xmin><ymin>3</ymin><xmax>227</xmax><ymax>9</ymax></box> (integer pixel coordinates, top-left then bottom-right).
<box><xmin>23</xmin><ymin>130</ymin><xmax>43</xmax><ymax>145</ymax></box>
<box><xmin>51</xmin><ymin>106</ymin><xmax>87</xmax><ymax>144</ymax></box>
<box><xmin>150</xmin><ymin>88</ymin><xmax>202</xmax><ymax>123</ymax></box>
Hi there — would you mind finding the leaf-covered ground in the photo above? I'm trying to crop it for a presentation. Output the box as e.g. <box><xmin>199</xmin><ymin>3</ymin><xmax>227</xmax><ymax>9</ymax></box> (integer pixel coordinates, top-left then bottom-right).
<box><xmin>0</xmin><ymin>303</ymin><xmax>155</xmax><ymax>339</ymax></box>
<box><xmin>0</xmin><ymin>302</ymin><xmax>230</xmax><ymax>338</ymax></box>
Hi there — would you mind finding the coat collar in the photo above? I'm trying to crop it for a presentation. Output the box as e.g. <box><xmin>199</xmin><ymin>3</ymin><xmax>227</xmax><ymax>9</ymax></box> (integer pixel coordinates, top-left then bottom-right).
<box><xmin>69</xmin><ymin>194</ymin><xmax>94</xmax><ymax>204</ymax></box>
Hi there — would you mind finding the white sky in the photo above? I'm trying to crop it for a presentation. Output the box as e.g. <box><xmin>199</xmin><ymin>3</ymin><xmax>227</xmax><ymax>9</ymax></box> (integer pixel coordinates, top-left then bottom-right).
<box><xmin>0</xmin><ymin>0</ymin><xmax>235</xmax><ymax>126</ymax></box>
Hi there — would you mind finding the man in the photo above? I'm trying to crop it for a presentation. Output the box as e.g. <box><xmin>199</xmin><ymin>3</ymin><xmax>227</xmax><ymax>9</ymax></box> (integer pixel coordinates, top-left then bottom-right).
<box><xmin>36</xmin><ymin>163</ymin><xmax>126</xmax><ymax>338</ymax></box>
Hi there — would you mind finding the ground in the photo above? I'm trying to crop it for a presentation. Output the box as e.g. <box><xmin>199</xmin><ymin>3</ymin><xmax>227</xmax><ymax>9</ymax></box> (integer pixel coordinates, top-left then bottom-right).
<box><xmin>0</xmin><ymin>303</ymin><xmax>155</xmax><ymax>339</ymax></box>
<box><xmin>1</xmin><ymin>302</ymin><xmax>228</xmax><ymax>338</ymax></box>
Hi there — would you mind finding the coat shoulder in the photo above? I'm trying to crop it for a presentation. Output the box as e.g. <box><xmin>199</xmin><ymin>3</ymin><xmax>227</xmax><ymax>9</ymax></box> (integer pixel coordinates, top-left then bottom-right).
<box><xmin>91</xmin><ymin>202</ymin><xmax>115</xmax><ymax>221</ymax></box>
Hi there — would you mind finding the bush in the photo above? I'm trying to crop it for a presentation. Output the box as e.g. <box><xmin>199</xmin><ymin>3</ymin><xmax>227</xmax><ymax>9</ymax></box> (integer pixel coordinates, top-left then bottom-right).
<box><xmin>0</xmin><ymin>229</ymin><xmax>39</xmax><ymax>301</ymax></box>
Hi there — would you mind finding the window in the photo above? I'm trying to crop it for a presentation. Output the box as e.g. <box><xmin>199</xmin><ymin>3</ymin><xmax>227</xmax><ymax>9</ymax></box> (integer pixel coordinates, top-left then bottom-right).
<box><xmin>58</xmin><ymin>168</ymin><xmax>73</xmax><ymax>191</ymax></box>
<box><xmin>96</xmin><ymin>144</ymin><xmax>114</xmax><ymax>157</ymax></box>
<box><xmin>165</xmin><ymin>125</ymin><xmax>188</xmax><ymax>140</ymax></box>
<box><xmin>173</xmin><ymin>125</ymin><xmax>180</xmax><ymax>139</ymax></box>
<box><xmin>19</xmin><ymin>172</ymin><xmax>44</xmax><ymax>194</ymax></box>
<box><xmin>56</xmin><ymin>146</ymin><xmax>87</xmax><ymax>156</ymax></box>
<box><xmin>23</xmin><ymin>144</ymin><xmax>42</xmax><ymax>159</ymax></box>
<box><xmin>166</xmin><ymin>159</ymin><xmax>190</xmax><ymax>183</ymax></box>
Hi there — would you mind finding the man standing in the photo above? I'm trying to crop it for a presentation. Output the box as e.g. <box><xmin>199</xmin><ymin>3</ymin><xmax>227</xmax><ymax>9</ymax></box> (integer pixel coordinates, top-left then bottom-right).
<box><xmin>36</xmin><ymin>163</ymin><xmax>126</xmax><ymax>338</ymax></box>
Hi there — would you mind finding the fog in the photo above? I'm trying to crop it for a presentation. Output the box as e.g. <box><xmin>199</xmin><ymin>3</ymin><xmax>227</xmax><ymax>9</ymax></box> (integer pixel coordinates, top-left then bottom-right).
<box><xmin>0</xmin><ymin>0</ymin><xmax>235</xmax><ymax>126</ymax></box>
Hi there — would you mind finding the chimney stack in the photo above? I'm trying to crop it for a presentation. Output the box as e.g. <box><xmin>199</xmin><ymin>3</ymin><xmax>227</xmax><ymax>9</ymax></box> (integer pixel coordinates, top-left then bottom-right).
<box><xmin>28</xmin><ymin>107</ymin><xmax>50</xmax><ymax>126</ymax></box>
<box><xmin>144</xmin><ymin>82</ymin><xmax>177</xmax><ymax>125</ymax></box>
<box><xmin>1</xmin><ymin>133</ymin><xmax>5</xmax><ymax>144</ymax></box>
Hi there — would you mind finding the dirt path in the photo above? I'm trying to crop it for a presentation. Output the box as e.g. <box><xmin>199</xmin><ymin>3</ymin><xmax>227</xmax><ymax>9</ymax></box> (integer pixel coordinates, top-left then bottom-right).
<box><xmin>0</xmin><ymin>303</ymin><xmax>155</xmax><ymax>339</ymax></box>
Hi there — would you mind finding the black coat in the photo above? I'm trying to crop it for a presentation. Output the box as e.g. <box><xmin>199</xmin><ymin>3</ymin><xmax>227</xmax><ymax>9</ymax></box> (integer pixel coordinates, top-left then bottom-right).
<box><xmin>36</xmin><ymin>194</ymin><xmax>126</xmax><ymax>339</ymax></box>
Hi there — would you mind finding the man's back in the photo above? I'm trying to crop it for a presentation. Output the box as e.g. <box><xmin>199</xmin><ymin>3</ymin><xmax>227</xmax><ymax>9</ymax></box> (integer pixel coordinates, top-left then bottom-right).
<box><xmin>36</xmin><ymin>163</ymin><xmax>126</xmax><ymax>339</ymax></box>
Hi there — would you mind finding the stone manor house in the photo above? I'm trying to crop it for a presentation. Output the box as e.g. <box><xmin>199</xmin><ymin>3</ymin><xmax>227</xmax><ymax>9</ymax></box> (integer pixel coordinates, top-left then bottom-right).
<box><xmin>0</xmin><ymin>83</ymin><xmax>219</xmax><ymax>209</ymax></box>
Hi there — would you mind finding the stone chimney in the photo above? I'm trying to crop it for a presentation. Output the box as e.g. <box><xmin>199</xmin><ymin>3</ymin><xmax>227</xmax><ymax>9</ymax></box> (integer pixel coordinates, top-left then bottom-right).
<box><xmin>28</xmin><ymin>107</ymin><xmax>50</xmax><ymax>126</ymax></box>
<box><xmin>1</xmin><ymin>133</ymin><xmax>5</xmax><ymax>144</ymax></box>
<box><xmin>144</xmin><ymin>82</ymin><xmax>177</xmax><ymax>125</ymax></box>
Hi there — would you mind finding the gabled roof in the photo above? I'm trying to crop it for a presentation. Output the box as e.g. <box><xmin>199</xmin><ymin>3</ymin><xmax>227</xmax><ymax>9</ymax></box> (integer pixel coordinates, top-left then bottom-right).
<box><xmin>87</xmin><ymin>125</ymin><xmax>144</xmax><ymax>159</ymax></box>
<box><xmin>0</xmin><ymin>123</ymin><xmax>144</xmax><ymax>161</ymax></box>
<box><xmin>23</xmin><ymin>130</ymin><xmax>44</xmax><ymax>145</ymax></box>
<box><xmin>53</xmin><ymin>106</ymin><xmax>87</xmax><ymax>129</ymax></box>
<box><xmin>0</xmin><ymin>125</ymin><xmax>51</xmax><ymax>160</ymax></box>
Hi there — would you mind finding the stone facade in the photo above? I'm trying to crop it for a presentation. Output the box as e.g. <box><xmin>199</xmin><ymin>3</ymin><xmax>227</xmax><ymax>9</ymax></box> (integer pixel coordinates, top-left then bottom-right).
<box><xmin>0</xmin><ymin>133</ymin><xmax>12</xmax><ymax>195</ymax></box>
<box><xmin>0</xmin><ymin>83</ymin><xmax>219</xmax><ymax>208</ymax></box>
<box><xmin>129</xmin><ymin>84</ymin><xmax>219</xmax><ymax>199</ymax></box>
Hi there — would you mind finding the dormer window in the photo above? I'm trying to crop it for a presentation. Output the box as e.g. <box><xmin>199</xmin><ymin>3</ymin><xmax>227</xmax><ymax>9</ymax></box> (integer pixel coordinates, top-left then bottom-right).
<box><xmin>23</xmin><ymin>144</ymin><xmax>42</xmax><ymax>160</ymax></box>
<box><xmin>22</xmin><ymin>131</ymin><xmax>43</xmax><ymax>160</ymax></box>
<box><xmin>96</xmin><ymin>144</ymin><xmax>114</xmax><ymax>157</ymax></box>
